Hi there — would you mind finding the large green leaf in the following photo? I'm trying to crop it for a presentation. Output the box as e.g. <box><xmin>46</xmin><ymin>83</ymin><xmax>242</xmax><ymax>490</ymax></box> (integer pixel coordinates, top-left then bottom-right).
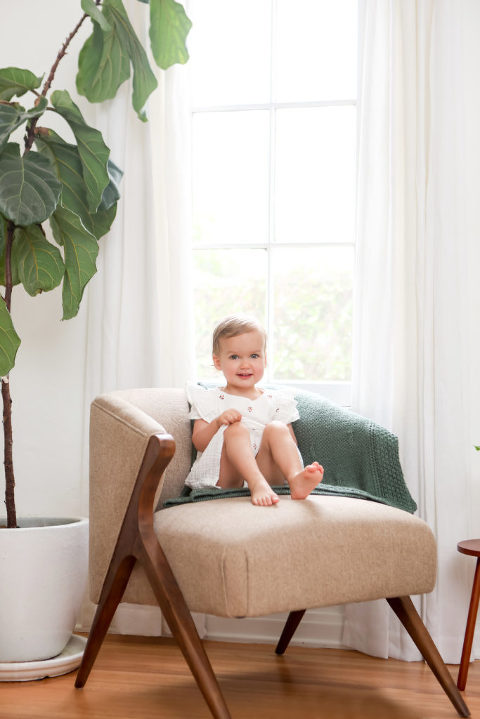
<box><xmin>99</xmin><ymin>159</ymin><xmax>123</xmax><ymax>211</ymax></box>
<box><xmin>35</xmin><ymin>129</ymin><xmax>118</xmax><ymax>239</ymax></box>
<box><xmin>77</xmin><ymin>0</ymin><xmax>158</xmax><ymax>121</ymax></box>
<box><xmin>150</xmin><ymin>0</ymin><xmax>191</xmax><ymax>69</ymax></box>
<box><xmin>0</xmin><ymin>298</ymin><xmax>20</xmax><ymax>376</ymax></box>
<box><xmin>0</xmin><ymin>67</ymin><xmax>43</xmax><ymax>101</ymax></box>
<box><xmin>81</xmin><ymin>0</ymin><xmax>111</xmax><ymax>31</ymax></box>
<box><xmin>49</xmin><ymin>204</ymin><xmax>99</xmax><ymax>319</ymax></box>
<box><xmin>76</xmin><ymin>16</ymin><xmax>130</xmax><ymax>104</ymax></box>
<box><xmin>11</xmin><ymin>224</ymin><xmax>64</xmax><ymax>297</ymax></box>
<box><xmin>50</xmin><ymin>90</ymin><xmax>110</xmax><ymax>214</ymax></box>
<box><xmin>0</xmin><ymin>97</ymin><xmax>48</xmax><ymax>152</ymax></box>
<box><xmin>105</xmin><ymin>0</ymin><xmax>158</xmax><ymax>120</ymax></box>
<box><xmin>0</xmin><ymin>143</ymin><xmax>62</xmax><ymax>226</ymax></box>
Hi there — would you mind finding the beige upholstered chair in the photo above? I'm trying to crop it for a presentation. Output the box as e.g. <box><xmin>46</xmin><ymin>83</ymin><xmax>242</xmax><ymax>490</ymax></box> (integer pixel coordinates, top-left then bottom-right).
<box><xmin>75</xmin><ymin>388</ymin><xmax>469</xmax><ymax>718</ymax></box>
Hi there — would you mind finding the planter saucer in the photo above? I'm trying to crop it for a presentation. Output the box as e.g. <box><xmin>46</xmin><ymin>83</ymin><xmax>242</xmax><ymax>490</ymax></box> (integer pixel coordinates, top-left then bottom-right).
<box><xmin>0</xmin><ymin>634</ymin><xmax>87</xmax><ymax>682</ymax></box>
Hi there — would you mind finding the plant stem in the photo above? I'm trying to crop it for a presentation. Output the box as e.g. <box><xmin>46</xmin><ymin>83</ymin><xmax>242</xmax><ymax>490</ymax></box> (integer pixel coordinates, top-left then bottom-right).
<box><xmin>24</xmin><ymin>7</ymin><xmax>94</xmax><ymax>153</ymax></box>
<box><xmin>41</xmin><ymin>12</ymin><xmax>89</xmax><ymax>98</ymax></box>
<box><xmin>2</xmin><ymin>379</ymin><xmax>15</xmax><ymax>528</ymax></box>
<box><xmin>3</xmin><ymin>222</ymin><xmax>16</xmax><ymax>528</ymax></box>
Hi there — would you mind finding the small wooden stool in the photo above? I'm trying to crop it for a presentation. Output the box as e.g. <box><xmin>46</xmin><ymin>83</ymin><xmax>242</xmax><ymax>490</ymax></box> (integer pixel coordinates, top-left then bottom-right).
<box><xmin>457</xmin><ymin>539</ymin><xmax>480</xmax><ymax>690</ymax></box>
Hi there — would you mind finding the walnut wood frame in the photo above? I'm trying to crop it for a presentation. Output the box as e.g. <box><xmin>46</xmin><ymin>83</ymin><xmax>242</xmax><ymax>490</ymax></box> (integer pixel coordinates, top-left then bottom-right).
<box><xmin>75</xmin><ymin>433</ymin><xmax>469</xmax><ymax>719</ymax></box>
<box><xmin>75</xmin><ymin>434</ymin><xmax>231</xmax><ymax>719</ymax></box>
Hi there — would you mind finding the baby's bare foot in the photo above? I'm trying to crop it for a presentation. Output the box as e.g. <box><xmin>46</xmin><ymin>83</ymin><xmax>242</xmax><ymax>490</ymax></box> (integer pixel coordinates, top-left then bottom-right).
<box><xmin>250</xmin><ymin>479</ymin><xmax>280</xmax><ymax>507</ymax></box>
<box><xmin>289</xmin><ymin>462</ymin><xmax>324</xmax><ymax>500</ymax></box>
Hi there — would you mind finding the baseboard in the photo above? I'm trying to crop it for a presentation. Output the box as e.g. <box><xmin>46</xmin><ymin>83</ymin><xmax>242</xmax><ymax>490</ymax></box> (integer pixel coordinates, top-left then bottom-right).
<box><xmin>203</xmin><ymin>606</ymin><xmax>345</xmax><ymax>648</ymax></box>
<box><xmin>77</xmin><ymin>598</ymin><xmax>207</xmax><ymax>638</ymax></box>
<box><xmin>77</xmin><ymin>598</ymin><xmax>345</xmax><ymax>649</ymax></box>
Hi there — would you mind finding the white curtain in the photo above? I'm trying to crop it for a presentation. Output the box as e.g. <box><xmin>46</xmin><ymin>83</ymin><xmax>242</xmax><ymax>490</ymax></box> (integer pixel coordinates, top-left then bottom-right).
<box><xmin>83</xmin><ymin>5</ymin><xmax>194</xmax><ymax>394</ymax></box>
<box><xmin>344</xmin><ymin>0</ymin><xmax>480</xmax><ymax>662</ymax></box>
<box><xmin>81</xmin><ymin>1</ymin><xmax>194</xmax><ymax>487</ymax></box>
<box><xmin>77</xmin><ymin>1</ymin><xmax>195</xmax><ymax>633</ymax></box>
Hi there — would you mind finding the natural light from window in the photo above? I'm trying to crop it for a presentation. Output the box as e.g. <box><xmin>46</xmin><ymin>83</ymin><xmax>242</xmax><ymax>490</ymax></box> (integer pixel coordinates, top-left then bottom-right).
<box><xmin>189</xmin><ymin>0</ymin><xmax>357</xmax><ymax>403</ymax></box>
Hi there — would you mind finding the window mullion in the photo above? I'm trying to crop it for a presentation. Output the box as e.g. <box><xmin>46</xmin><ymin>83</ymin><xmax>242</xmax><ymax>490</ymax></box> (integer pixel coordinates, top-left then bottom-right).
<box><xmin>266</xmin><ymin>0</ymin><xmax>277</xmax><ymax>384</ymax></box>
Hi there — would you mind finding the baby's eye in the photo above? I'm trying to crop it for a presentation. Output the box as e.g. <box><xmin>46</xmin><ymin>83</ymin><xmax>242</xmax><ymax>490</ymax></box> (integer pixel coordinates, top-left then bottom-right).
<box><xmin>230</xmin><ymin>354</ymin><xmax>239</xmax><ymax>360</ymax></box>
<box><xmin>251</xmin><ymin>354</ymin><xmax>260</xmax><ymax>359</ymax></box>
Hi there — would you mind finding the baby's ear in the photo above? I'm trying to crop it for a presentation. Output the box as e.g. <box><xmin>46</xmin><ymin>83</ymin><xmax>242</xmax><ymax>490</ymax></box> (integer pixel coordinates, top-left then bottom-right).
<box><xmin>212</xmin><ymin>354</ymin><xmax>221</xmax><ymax>370</ymax></box>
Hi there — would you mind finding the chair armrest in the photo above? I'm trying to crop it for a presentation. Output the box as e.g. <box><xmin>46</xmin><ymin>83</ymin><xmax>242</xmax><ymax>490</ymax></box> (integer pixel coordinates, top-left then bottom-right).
<box><xmin>89</xmin><ymin>394</ymin><xmax>168</xmax><ymax>603</ymax></box>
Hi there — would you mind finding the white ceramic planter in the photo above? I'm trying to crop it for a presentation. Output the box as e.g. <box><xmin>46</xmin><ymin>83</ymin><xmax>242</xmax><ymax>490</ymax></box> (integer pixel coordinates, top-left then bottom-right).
<box><xmin>0</xmin><ymin>517</ymin><xmax>88</xmax><ymax>663</ymax></box>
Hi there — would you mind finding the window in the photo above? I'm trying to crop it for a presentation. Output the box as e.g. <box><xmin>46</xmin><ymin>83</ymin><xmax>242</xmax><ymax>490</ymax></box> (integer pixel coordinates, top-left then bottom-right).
<box><xmin>189</xmin><ymin>0</ymin><xmax>357</xmax><ymax>403</ymax></box>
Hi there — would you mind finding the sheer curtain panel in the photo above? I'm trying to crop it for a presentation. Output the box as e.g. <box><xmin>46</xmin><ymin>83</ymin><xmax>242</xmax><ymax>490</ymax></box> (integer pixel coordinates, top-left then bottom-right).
<box><xmin>344</xmin><ymin>0</ymin><xmax>480</xmax><ymax>661</ymax></box>
<box><xmin>79</xmin><ymin>1</ymin><xmax>194</xmax><ymax>635</ymax></box>
<box><xmin>83</xmin><ymin>4</ymin><xmax>194</xmax><ymax>404</ymax></box>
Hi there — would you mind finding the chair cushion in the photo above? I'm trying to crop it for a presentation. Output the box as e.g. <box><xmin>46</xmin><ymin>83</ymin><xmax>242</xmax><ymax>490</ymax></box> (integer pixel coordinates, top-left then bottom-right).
<box><xmin>142</xmin><ymin>495</ymin><xmax>437</xmax><ymax>618</ymax></box>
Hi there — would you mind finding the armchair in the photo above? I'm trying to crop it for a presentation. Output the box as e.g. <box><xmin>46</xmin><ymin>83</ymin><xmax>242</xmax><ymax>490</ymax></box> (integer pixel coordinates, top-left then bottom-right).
<box><xmin>75</xmin><ymin>388</ymin><xmax>469</xmax><ymax>718</ymax></box>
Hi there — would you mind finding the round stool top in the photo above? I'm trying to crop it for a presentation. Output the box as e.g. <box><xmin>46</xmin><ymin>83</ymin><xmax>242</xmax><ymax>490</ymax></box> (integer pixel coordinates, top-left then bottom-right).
<box><xmin>458</xmin><ymin>539</ymin><xmax>480</xmax><ymax>557</ymax></box>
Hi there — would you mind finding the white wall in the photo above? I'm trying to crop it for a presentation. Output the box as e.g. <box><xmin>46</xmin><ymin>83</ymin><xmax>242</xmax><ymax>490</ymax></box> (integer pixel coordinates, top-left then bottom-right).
<box><xmin>1</xmin><ymin>1</ymin><xmax>97</xmax><ymax>520</ymax></box>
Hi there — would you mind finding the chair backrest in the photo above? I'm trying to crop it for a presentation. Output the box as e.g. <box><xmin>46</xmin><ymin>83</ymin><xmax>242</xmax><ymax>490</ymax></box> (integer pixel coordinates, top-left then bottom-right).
<box><xmin>97</xmin><ymin>387</ymin><xmax>193</xmax><ymax>507</ymax></box>
<box><xmin>89</xmin><ymin>388</ymin><xmax>193</xmax><ymax>603</ymax></box>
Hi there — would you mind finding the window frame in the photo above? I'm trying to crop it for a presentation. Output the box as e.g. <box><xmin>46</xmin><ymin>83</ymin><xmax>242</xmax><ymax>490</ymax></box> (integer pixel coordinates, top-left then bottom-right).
<box><xmin>190</xmin><ymin>6</ymin><xmax>357</xmax><ymax>407</ymax></box>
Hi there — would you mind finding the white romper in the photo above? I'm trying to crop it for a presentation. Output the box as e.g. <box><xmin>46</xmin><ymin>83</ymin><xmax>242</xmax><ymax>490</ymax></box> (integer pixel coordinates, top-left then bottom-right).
<box><xmin>185</xmin><ymin>382</ymin><xmax>301</xmax><ymax>490</ymax></box>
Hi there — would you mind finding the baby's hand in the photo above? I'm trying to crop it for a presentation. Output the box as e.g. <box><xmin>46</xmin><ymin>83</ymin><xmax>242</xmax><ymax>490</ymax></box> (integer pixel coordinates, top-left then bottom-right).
<box><xmin>217</xmin><ymin>410</ymin><xmax>242</xmax><ymax>427</ymax></box>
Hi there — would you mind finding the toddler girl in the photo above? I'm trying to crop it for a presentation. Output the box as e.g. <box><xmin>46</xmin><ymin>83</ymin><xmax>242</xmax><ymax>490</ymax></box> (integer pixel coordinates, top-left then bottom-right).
<box><xmin>185</xmin><ymin>315</ymin><xmax>324</xmax><ymax>506</ymax></box>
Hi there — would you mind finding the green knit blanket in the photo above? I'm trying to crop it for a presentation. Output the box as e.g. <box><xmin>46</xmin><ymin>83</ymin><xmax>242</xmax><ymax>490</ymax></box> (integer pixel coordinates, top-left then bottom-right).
<box><xmin>164</xmin><ymin>388</ymin><xmax>417</xmax><ymax>514</ymax></box>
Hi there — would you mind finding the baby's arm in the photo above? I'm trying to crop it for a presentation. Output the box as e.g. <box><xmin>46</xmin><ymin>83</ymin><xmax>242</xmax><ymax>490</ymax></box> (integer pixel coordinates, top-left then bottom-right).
<box><xmin>192</xmin><ymin>410</ymin><xmax>242</xmax><ymax>452</ymax></box>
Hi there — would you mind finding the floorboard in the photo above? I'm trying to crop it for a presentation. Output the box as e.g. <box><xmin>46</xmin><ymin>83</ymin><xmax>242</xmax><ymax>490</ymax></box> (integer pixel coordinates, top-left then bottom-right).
<box><xmin>1</xmin><ymin>634</ymin><xmax>478</xmax><ymax>719</ymax></box>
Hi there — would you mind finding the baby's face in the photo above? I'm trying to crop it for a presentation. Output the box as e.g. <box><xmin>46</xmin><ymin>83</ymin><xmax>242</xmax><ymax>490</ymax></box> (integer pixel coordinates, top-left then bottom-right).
<box><xmin>213</xmin><ymin>330</ymin><xmax>266</xmax><ymax>393</ymax></box>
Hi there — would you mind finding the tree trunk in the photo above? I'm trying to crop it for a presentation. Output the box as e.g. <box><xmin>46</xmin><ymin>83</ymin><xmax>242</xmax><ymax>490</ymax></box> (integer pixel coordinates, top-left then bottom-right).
<box><xmin>2</xmin><ymin>378</ymin><xmax>15</xmax><ymax>528</ymax></box>
<box><xmin>2</xmin><ymin>221</ymin><xmax>16</xmax><ymax>528</ymax></box>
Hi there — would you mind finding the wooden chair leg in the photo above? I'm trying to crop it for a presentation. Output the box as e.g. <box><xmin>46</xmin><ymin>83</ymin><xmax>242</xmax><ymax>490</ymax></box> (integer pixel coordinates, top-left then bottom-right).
<box><xmin>75</xmin><ymin>435</ymin><xmax>231</xmax><ymax>719</ymax></box>
<box><xmin>140</xmin><ymin>539</ymin><xmax>231</xmax><ymax>719</ymax></box>
<box><xmin>387</xmin><ymin>596</ymin><xmax>470</xmax><ymax>717</ymax></box>
<box><xmin>275</xmin><ymin>609</ymin><xmax>306</xmax><ymax>655</ymax></box>
<box><xmin>75</xmin><ymin>555</ymin><xmax>136</xmax><ymax>688</ymax></box>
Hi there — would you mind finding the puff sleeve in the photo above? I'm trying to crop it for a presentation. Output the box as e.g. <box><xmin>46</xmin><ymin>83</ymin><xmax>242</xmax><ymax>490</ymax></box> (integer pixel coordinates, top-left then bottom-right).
<box><xmin>273</xmin><ymin>391</ymin><xmax>300</xmax><ymax>424</ymax></box>
<box><xmin>185</xmin><ymin>382</ymin><xmax>219</xmax><ymax>423</ymax></box>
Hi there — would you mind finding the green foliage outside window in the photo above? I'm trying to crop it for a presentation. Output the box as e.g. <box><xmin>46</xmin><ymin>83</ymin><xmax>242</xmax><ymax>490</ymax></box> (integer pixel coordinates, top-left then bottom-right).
<box><xmin>193</xmin><ymin>249</ymin><xmax>352</xmax><ymax>383</ymax></box>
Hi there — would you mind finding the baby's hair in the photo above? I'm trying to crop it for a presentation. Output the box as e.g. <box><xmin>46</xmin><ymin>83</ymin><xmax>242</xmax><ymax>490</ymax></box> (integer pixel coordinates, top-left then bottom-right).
<box><xmin>212</xmin><ymin>315</ymin><xmax>267</xmax><ymax>355</ymax></box>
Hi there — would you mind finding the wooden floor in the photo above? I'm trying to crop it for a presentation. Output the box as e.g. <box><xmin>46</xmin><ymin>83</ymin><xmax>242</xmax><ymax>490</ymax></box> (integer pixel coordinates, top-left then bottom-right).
<box><xmin>1</xmin><ymin>634</ymin><xmax>479</xmax><ymax>719</ymax></box>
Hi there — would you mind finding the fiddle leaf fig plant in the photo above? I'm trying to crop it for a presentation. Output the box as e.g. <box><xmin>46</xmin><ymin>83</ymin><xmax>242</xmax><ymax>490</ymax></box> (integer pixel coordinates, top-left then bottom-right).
<box><xmin>0</xmin><ymin>0</ymin><xmax>191</xmax><ymax>528</ymax></box>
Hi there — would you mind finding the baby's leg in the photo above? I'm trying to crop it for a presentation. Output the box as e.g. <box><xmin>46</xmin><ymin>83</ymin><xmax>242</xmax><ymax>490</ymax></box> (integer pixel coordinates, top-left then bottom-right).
<box><xmin>256</xmin><ymin>422</ymin><xmax>324</xmax><ymax>500</ymax></box>
<box><xmin>218</xmin><ymin>422</ymin><xmax>279</xmax><ymax>506</ymax></box>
